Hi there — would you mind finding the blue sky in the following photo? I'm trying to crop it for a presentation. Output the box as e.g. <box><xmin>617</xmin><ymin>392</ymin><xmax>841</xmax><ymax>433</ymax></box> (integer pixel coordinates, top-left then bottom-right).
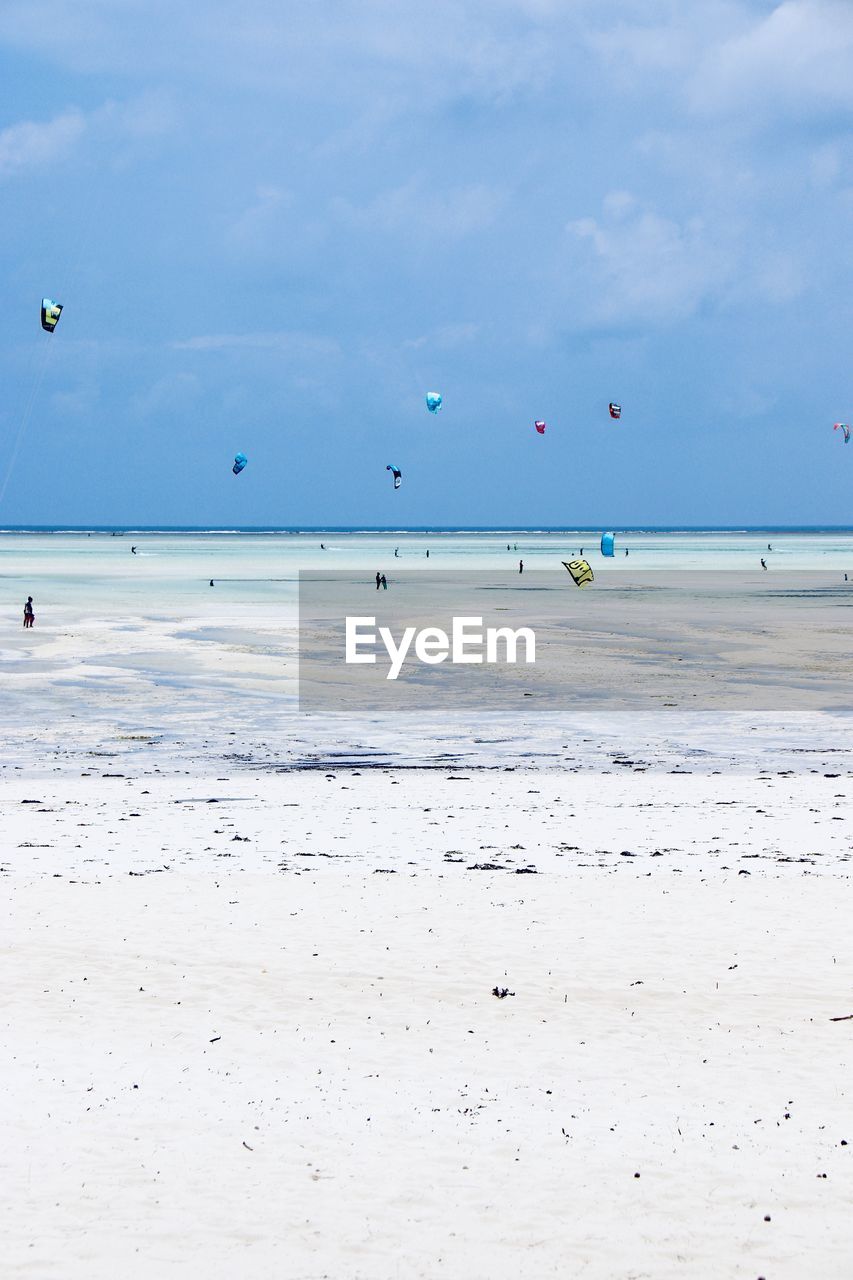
<box><xmin>1</xmin><ymin>0</ymin><xmax>853</xmax><ymax>526</ymax></box>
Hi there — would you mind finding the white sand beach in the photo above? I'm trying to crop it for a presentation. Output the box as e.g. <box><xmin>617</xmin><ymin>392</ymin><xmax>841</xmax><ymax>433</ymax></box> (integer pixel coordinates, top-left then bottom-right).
<box><xmin>2</xmin><ymin>766</ymin><xmax>852</xmax><ymax>1279</ymax></box>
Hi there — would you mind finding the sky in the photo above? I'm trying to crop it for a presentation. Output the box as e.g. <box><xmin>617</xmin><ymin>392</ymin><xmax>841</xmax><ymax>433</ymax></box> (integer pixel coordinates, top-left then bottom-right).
<box><xmin>1</xmin><ymin>0</ymin><xmax>853</xmax><ymax>527</ymax></box>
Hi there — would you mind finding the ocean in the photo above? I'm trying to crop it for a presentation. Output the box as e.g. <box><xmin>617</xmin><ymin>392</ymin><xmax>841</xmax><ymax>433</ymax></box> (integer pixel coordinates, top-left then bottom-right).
<box><xmin>3</xmin><ymin>526</ymin><xmax>853</xmax><ymax>613</ymax></box>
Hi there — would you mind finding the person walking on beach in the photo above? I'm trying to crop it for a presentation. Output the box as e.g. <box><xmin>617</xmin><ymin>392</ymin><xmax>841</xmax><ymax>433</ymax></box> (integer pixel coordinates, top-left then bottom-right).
<box><xmin>381</xmin><ymin>574</ymin><xmax>387</xmax><ymax>590</ymax></box>
<box><xmin>760</xmin><ymin>558</ymin><xmax>767</xmax><ymax>570</ymax></box>
<box><xmin>518</xmin><ymin>559</ymin><xmax>524</xmax><ymax>574</ymax></box>
<box><xmin>375</xmin><ymin>572</ymin><xmax>381</xmax><ymax>590</ymax></box>
<box><xmin>426</xmin><ymin>549</ymin><xmax>429</xmax><ymax>558</ymax></box>
<box><xmin>23</xmin><ymin>596</ymin><xmax>34</xmax><ymax>628</ymax></box>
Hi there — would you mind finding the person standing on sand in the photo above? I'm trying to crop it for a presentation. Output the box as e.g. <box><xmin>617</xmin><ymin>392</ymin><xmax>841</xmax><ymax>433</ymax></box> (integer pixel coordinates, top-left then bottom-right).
<box><xmin>519</xmin><ymin>560</ymin><xmax>523</xmax><ymax>574</ymax></box>
<box><xmin>23</xmin><ymin>596</ymin><xmax>34</xmax><ymax>628</ymax></box>
<box><xmin>381</xmin><ymin>574</ymin><xmax>387</xmax><ymax>590</ymax></box>
<box><xmin>375</xmin><ymin>572</ymin><xmax>381</xmax><ymax>590</ymax></box>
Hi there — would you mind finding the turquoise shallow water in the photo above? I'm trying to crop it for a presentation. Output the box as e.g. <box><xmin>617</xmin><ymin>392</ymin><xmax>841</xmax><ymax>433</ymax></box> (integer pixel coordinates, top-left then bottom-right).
<box><xmin>3</xmin><ymin>528</ymin><xmax>853</xmax><ymax>616</ymax></box>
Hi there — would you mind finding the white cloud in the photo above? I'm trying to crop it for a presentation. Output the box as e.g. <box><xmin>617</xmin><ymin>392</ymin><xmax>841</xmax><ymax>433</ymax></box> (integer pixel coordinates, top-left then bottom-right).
<box><xmin>131</xmin><ymin>371</ymin><xmax>199</xmax><ymax>419</ymax></box>
<box><xmin>0</xmin><ymin>110</ymin><xmax>85</xmax><ymax>178</ymax></box>
<box><xmin>173</xmin><ymin>332</ymin><xmax>340</xmax><ymax>357</ymax></box>
<box><xmin>227</xmin><ymin>186</ymin><xmax>293</xmax><ymax>251</ymax></box>
<box><xmin>810</xmin><ymin>143</ymin><xmax>842</xmax><ymax>188</ymax></box>
<box><xmin>566</xmin><ymin>185</ymin><xmax>810</xmax><ymax>327</ymax></box>
<box><xmin>0</xmin><ymin>91</ymin><xmax>175</xmax><ymax>182</ymax></box>
<box><xmin>403</xmin><ymin>322</ymin><xmax>482</xmax><ymax>350</ymax></box>
<box><xmin>0</xmin><ymin>0</ymin><xmax>557</xmax><ymax>109</ymax></box>
<box><xmin>334</xmin><ymin>178</ymin><xmax>505</xmax><ymax>240</ymax></box>
<box><xmin>567</xmin><ymin>199</ymin><xmax>735</xmax><ymax>324</ymax></box>
<box><xmin>690</xmin><ymin>0</ymin><xmax>853</xmax><ymax>116</ymax></box>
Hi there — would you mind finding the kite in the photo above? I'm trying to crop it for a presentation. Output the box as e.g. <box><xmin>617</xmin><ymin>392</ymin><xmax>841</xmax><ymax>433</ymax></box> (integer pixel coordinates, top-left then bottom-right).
<box><xmin>232</xmin><ymin>453</ymin><xmax>248</xmax><ymax>475</ymax></box>
<box><xmin>609</xmin><ymin>403</ymin><xmax>621</xmax><ymax>420</ymax></box>
<box><xmin>834</xmin><ymin>423</ymin><xmax>850</xmax><ymax>444</ymax></box>
<box><xmin>600</xmin><ymin>531</ymin><xmax>615</xmax><ymax>557</ymax></box>
<box><xmin>563</xmin><ymin>559</ymin><xmax>594</xmax><ymax>587</ymax></box>
<box><xmin>41</xmin><ymin>299</ymin><xmax>63</xmax><ymax>332</ymax></box>
<box><xmin>426</xmin><ymin>392</ymin><xmax>442</xmax><ymax>413</ymax></box>
<box><xmin>534</xmin><ymin>420</ymin><xmax>546</xmax><ymax>434</ymax></box>
<box><xmin>386</xmin><ymin>464</ymin><xmax>402</xmax><ymax>489</ymax></box>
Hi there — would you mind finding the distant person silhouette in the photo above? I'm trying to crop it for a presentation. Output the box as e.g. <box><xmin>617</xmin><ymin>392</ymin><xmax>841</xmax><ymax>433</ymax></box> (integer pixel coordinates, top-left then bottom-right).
<box><xmin>23</xmin><ymin>596</ymin><xmax>34</xmax><ymax>628</ymax></box>
<box><xmin>381</xmin><ymin>574</ymin><xmax>387</xmax><ymax>590</ymax></box>
<box><xmin>519</xmin><ymin>560</ymin><xmax>524</xmax><ymax>574</ymax></box>
<box><xmin>760</xmin><ymin>558</ymin><xmax>767</xmax><ymax>570</ymax></box>
<box><xmin>375</xmin><ymin>572</ymin><xmax>381</xmax><ymax>590</ymax></box>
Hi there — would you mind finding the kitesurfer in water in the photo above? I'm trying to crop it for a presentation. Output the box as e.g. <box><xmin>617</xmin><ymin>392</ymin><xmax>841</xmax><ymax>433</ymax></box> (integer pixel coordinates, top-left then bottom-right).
<box><xmin>23</xmin><ymin>596</ymin><xmax>34</xmax><ymax>628</ymax></box>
